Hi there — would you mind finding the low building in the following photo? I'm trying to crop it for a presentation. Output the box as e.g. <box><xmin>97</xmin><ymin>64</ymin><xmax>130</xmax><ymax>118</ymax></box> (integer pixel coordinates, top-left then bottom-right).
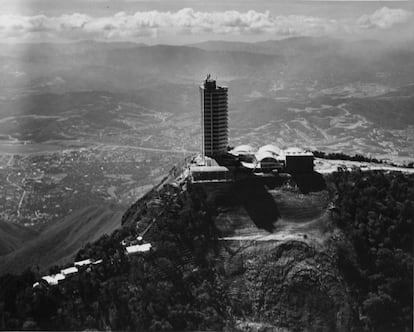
<box><xmin>230</xmin><ymin>144</ymin><xmax>255</xmax><ymax>156</ymax></box>
<box><xmin>190</xmin><ymin>165</ymin><xmax>234</xmax><ymax>183</ymax></box>
<box><xmin>283</xmin><ymin>148</ymin><xmax>314</xmax><ymax>173</ymax></box>
<box><xmin>255</xmin><ymin>145</ymin><xmax>285</xmax><ymax>172</ymax></box>
<box><xmin>258</xmin><ymin>144</ymin><xmax>282</xmax><ymax>156</ymax></box>
<box><xmin>230</xmin><ymin>145</ymin><xmax>313</xmax><ymax>174</ymax></box>
<box><xmin>256</xmin><ymin>151</ymin><xmax>284</xmax><ymax>172</ymax></box>
<box><xmin>74</xmin><ymin>259</ymin><xmax>92</xmax><ymax>267</ymax></box>
<box><xmin>41</xmin><ymin>273</ymin><xmax>65</xmax><ymax>286</ymax></box>
<box><xmin>54</xmin><ymin>273</ymin><xmax>66</xmax><ymax>282</ymax></box>
<box><xmin>41</xmin><ymin>276</ymin><xmax>58</xmax><ymax>286</ymax></box>
<box><xmin>230</xmin><ymin>145</ymin><xmax>256</xmax><ymax>164</ymax></box>
<box><xmin>61</xmin><ymin>266</ymin><xmax>78</xmax><ymax>276</ymax></box>
<box><xmin>126</xmin><ymin>243</ymin><xmax>152</xmax><ymax>255</ymax></box>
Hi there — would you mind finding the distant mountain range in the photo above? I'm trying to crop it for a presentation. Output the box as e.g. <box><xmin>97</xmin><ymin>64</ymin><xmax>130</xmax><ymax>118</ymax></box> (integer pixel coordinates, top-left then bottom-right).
<box><xmin>2</xmin><ymin>37</ymin><xmax>414</xmax><ymax>93</ymax></box>
<box><xmin>0</xmin><ymin>40</ymin><xmax>412</xmax><ymax>178</ymax></box>
<box><xmin>0</xmin><ymin>36</ymin><xmax>413</xmax><ymax>275</ymax></box>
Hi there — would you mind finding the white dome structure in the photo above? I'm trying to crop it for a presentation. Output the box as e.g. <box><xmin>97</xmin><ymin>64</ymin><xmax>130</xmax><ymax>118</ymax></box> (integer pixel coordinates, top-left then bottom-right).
<box><xmin>257</xmin><ymin>144</ymin><xmax>281</xmax><ymax>157</ymax></box>
<box><xmin>230</xmin><ymin>144</ymin><xmax>255</xmax><ymax>156</ymax></box>
<box><xmin>230</xmin><ymin>144</ymin><xmax>256</xmax><ymax>164</ymax></box>
<box><xmin>256</xmin><ymin>146</ymin><xmax>284</xmax><ymax>172</ymax></box>
<box><xmin>255</xmin><ymin>150</ymin><xmax>276</xmax><ymax>162</ymax></box>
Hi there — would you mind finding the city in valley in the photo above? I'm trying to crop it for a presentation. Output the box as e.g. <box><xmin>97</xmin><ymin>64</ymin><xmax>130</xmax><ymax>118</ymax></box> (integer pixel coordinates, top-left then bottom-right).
<box><xmin>0</xmin><ymin>59</ymin><xmax>413</xmax><ymax>227</ymax></box>
<box><xmin>0</xmin><ymin>1</ymin><xmax>413</xmax><ymax>331</ymax></box>
<box><xmin>0</xmin><ymin>146</ymin><xmax>183</xmax><ymax>226</ymax></box>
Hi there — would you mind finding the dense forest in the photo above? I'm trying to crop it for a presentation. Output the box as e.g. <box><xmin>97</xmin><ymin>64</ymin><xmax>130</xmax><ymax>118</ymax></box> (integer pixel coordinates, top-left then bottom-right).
<box><xmin>328</xmin><ymin>170</ymin><xmax>413</xmax><ymax>332</ymax></box>
<box><xmin>0</xmin><ymin>183</ymin><xmax>229</xmax><ymax>330</ymax></box>
<box><xmin>0</xmin><ymin>169</ymin><xmax>412</xmax><ymax>331</ymax></box>
<box><xmin>313</xmin><ymin>150</ymin><xmax>414</xmax><ymax>168</ymax></box>
<box><xmin>313</xmin><ymin>151</ymin><xmax>383</xmax><ymax>164</ymax></box>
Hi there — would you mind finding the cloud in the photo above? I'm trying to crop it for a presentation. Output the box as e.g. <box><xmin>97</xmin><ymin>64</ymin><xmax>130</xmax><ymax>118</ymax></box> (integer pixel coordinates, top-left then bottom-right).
<box><xmin>0</xmin><ymin>7</ymin><xmax>412</xmax><ymax>42</ymax></box>
<box><xmin>0</xmin><ymin>9</ymin><xmax>342</xmax><ymax>41</ymax></box>
<box><xmin>358</xmin><ymin>6</ymin><xmax>412</xmax><ymax>29</ymax></box>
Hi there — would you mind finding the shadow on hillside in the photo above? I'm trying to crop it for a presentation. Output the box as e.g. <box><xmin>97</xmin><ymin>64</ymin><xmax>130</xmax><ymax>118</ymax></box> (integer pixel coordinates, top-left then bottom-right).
<box><xmin>235</xmin><ymin>179</ymin><xmax>280</xmax><ymax>233</ymax></box>
<box><xmin>291</xmin><ymin>172</ymin><xmax>326</xmax><ymax>194</ymax></box>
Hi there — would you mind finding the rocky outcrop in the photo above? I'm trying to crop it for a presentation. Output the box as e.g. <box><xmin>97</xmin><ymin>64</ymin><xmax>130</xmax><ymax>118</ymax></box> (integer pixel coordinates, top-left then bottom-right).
<box><xmin>223</xmin><ymin>239</ymin><xmax>359</xmax><ymax>332</ymax></box>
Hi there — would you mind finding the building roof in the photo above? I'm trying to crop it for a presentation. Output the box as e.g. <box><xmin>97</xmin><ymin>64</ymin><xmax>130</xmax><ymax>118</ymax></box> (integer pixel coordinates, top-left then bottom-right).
<box><xmin>256</xmin><ymin>150</ymin><xmax>278</xmax><ymax>162</ymax></box>
<box><xmin>190</xmin><ymin>165</ymin><xmax>230</xmax><ymax>172</ymax></box>
<box><xmin>42</xmin><ymin>275</ymin><xmax>59</xmax><ymax>286</ymax></box>
<box><xmin>126</xmin><ymin>243</ymin><xmax>152</xmax><ymax>254</ymax></box>
<box><xmin>230</xmin><ymin>145</ymin><xmax>255</xmax><ymax>156</ymax></box>
<box><xmin>61</xmin><ymin>266</ymin><xmax>78</xmax><ymax>275</ymax></box>
<box><xmin>192</xmin><ymin>155</ymin><xmax>220</xmax><ymax>166</ymax></box>
<box><xmin>55</xmin><ymin>273</ymin><xmax>66</xmax><ymax>281</ymax></box>
<box><xmin>240</xmin><ymin>161</ymin><xmax>256</xmax><ymax>169</ymax></box>
<box><xmin>258</xmin><ymin>144</ymin><xmax>281</xmax><ymax>156</ymax></box>
<box><xmin>74</xmin><ymin>259</ymin><xmax>92</xmax><ymax>267</ymax></box>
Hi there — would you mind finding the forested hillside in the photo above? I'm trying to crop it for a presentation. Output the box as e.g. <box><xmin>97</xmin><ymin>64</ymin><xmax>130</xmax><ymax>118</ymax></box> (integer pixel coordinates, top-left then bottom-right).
<box><xmin>328</xmin><ymin>171</ymin><xmax>413</xmax><ymax>332</ymax></box>
<box><xmin>0</xmin><ymin>183</ymin><xmax>228</xmax><ymax>331</ymax></box>
<box><xmin>0</xmin><ymin>170</ymin><xmax>412</xmax><ymax>331</ymax></box>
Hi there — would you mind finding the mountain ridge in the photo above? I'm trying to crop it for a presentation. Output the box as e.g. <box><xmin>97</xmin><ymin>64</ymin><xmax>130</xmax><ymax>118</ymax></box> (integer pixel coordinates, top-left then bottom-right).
<box><xmin>0</xmin><ymin>204</ymin><xmax>123</xmax><ymax>275</ymax></box>
<box><xmin>0</xmin><ymin>219</ymin><xmax>38</xmax><ymax>256</ymax></box>
<box><xmin>0</xmin><ymin>158</ymin><xmax>412</xmax><ymax>331</ymax></box>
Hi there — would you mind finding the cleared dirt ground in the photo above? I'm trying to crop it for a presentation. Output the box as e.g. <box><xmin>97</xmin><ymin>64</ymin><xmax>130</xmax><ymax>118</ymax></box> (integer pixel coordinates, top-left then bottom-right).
<box><xmin>213</xmin><ymin>176</ymin><xmax>358</xmax><ymax>331</ymax></box>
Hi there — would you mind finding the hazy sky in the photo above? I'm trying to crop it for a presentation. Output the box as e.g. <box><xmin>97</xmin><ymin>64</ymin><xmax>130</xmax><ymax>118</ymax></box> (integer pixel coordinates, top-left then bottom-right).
<box><xmin>0</xmin><ymin>0</ymin><xmax>413</xmax><ymax>44</ymax></box>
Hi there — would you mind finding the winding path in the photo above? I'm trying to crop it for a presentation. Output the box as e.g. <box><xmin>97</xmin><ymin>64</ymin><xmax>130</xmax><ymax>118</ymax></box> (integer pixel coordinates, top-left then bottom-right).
<box><xmin>6</xmin><ymin>174</ymin><xmax>26</xmax><ymax>217</ymax></box>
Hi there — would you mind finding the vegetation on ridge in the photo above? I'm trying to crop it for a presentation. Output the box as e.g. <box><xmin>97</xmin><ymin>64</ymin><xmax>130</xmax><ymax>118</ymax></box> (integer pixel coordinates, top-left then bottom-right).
<box><xmin>0</xmin><ymin>183</ymin><xmax>229</xmax><ymax>330</ymax></box>
<box><xmin>0</xmin><ymin>169</ymin><xmax>412</xmax><ymax>331</ymax></box>
<box><xmin>328</xmin><ymin>170</ymin><xmax>413</xmax><ymax>331</ymax></box>
<box><xmin>313</xmin><ymin>150</ymin><xmax>383</xmax><ymax>164</ymax></box>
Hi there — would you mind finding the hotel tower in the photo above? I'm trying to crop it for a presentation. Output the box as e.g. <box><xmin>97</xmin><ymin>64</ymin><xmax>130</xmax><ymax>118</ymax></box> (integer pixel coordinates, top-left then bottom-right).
<box><xmin>199</xmin><ymin>75</ymin><xmax>228</xmax><ymax>160</ymax></box>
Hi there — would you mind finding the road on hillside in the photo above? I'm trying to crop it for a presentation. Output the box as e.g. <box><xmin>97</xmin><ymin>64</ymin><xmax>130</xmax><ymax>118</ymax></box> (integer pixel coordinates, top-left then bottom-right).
<box><xmin>6</xmin><ymin>174</ymin><xmax>26</xmax><ymax>217</ymax></box>
<box><xmin>93</xmin><ymin>142</ymin><xmax>197</xmax><ymax>154</ymax></box>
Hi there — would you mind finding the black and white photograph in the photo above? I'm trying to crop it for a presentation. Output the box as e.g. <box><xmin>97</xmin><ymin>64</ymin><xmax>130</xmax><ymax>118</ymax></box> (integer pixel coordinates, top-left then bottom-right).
<box><xmin>0</xmin><ymin>0</ymin><xmax>413</xmax><ymax>331</ymax></box>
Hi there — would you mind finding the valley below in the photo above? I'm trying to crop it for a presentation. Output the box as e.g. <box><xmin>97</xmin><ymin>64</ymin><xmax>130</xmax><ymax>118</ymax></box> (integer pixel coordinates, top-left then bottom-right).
<box><xmin>0</xmin><ymin>37</ymin><xmax>413</xmax><ymax>330</ymax></box>
<box><xmin>1</xmin><ymin>161</ymin><xmax>411</xmax><ymax>331</ymax></box>
<box><xmin>0</xmin><ymin>78</ymin><xmax>413</xmax><ymax>230</ymax></box>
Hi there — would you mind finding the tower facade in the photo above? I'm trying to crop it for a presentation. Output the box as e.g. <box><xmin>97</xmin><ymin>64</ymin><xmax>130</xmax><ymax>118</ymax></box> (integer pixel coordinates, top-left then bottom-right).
<box><xmin>199</xmin><ymin>75</ymin><xmax>228</xmax><ymax>159</ymax></box>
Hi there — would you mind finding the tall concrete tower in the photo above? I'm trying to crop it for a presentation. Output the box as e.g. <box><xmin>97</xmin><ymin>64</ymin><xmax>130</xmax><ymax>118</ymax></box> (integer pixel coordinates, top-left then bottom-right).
<box><xmin>199</xmin><ymin>75</ymin><xmax>228</xmax><ymax>160</ymax></box>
